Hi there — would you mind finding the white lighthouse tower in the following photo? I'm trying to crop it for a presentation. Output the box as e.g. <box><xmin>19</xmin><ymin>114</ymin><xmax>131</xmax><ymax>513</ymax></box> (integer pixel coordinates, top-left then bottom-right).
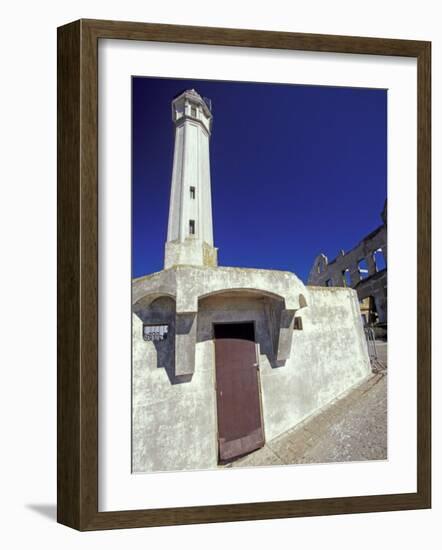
<box><xmin>164</xmin><ymin>89</ymin><xmax>218</xmax><ymax>269</ymax></box>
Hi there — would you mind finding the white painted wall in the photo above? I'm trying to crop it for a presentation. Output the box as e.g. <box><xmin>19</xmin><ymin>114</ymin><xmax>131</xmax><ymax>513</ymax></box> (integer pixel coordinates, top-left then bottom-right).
<box><xmin>260</xmin><ymin>287</ymin><xmax>370</xmax><ymax>440</ymax></box>
<box><xmin>132</xmin><ymin>304</ymin><xmax>218</xmax><ymax>472</ymax></box>
<box><xmin>132</xmin><ymin>287</ymin><xmax>370</xmax><ymax>472</ymax></box>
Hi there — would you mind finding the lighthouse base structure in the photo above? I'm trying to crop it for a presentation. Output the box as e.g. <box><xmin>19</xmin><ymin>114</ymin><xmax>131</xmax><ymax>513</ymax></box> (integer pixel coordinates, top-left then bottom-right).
<box><xmin>132</xmin><ymin>265</ymin><xmax>371</xmax><ymax>473</ymax></box>
<box><xmin>164</xmin><ymin>239</ymin><xmax>218</xmax><ymax>269</ymax></box>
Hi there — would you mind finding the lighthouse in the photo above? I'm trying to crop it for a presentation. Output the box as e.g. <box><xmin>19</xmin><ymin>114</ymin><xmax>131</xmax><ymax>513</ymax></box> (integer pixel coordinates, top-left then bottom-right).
<box><xmin>131</xmin><ymin>88</ymin><xmax>370</xmax><ymax>472</ymax></box>
<box><xmin>164</xmin><ymin>89</ymin><xmax>218</xmax><ymax>269</ymax></box>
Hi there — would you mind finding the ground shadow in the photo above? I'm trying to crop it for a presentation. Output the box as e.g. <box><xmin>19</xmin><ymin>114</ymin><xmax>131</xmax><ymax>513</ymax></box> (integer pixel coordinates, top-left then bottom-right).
<box><xmin>25</xmin><ymin>503</ymin><xmax>57</xmax><ymax>522</ymax></box>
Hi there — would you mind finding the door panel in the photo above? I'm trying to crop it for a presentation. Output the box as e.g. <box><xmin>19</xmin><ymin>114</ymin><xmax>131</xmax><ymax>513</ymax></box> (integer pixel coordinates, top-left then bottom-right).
<box><xmin>215</xmin><ymin>338</ymin><xmax>264</xmax><ymax>461</ymax></box>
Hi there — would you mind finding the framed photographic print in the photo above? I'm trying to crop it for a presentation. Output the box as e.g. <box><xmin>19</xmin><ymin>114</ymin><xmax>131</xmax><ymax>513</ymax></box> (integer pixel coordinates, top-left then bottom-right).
<box><xmin>57</xmin><ymin>19</ymin><xmax>431</xmax><ymax>530</ymax></box>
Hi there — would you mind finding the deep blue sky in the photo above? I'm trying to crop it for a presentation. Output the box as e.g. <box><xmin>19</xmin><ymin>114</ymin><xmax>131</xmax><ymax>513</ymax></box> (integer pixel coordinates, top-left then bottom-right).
<box><xmin>132</xmin><ymin>77</ymin><xmax>386</xmax><ymax>283</ymax></box>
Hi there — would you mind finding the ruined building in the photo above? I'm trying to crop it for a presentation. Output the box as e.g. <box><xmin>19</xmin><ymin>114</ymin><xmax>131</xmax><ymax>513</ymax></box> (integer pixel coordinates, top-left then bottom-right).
<box><xmin>308</xmin><ymin>202</ymin><xmax>387</xmax><ymax>328</ymax></box>
<box><xmin>132</xmin><ymin>89</ymin><xmax>371</xmax><ymax>472</ymax></box>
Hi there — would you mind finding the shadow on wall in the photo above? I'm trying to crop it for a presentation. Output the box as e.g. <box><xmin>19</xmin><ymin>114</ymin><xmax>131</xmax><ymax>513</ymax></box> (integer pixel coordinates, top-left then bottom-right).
<box><xmin>197</xmin><ymin>293</ymin><xmax>291</xmax><ymax>369</ymax></box>
<box><xmin>133</xmin><ymin>291</ymin><xmax>309</xmax><ymax>381</ymax></box>
<box><xmin>133</xmin><ymin>296</ymin><xmax>192</xmax><ymax>385</ymax></box>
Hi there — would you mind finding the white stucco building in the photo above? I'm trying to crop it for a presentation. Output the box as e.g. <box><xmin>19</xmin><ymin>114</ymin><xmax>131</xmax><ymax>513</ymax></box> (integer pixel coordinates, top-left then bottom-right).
<box><xmin>132</xmin><ymin>89</ymin><xmax>371</xmax><ymax>472</ymax></box>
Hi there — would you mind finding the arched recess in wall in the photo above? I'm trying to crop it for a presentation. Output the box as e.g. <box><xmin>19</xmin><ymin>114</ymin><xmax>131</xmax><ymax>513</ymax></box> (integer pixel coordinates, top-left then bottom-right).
<box><xmin>133</xmin><ymin>293</ymin><xmax>176</xmax><ymax>322</ymax></box>
<box><xmin>198</xmin><ymin>287</ymin><xmax>289</xmax><ymax>307</ymax></box>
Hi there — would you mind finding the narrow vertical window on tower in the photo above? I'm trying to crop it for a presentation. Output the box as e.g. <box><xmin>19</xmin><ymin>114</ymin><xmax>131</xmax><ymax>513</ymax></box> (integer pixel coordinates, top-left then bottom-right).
<box><xmin>190</xmin><ymin>186</ymin><xmax>196</xmax><ymax>199</ymax></box>
<box><xmin>191</xmin><ymin>105</ymin><xmax>197</xmax><ymax>117</ymax></box>
<box><xmin>189</xmin><ymin>220</ymin><xmax>195</xmax><ymax>235</ymax></box>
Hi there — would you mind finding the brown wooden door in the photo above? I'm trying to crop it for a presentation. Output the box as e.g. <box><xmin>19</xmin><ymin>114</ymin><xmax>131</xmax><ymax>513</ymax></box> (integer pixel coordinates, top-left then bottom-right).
<box><xmin>215</xmin><ymin>338</ymin><xmax>265</xmax><ymax>461</ymax></box>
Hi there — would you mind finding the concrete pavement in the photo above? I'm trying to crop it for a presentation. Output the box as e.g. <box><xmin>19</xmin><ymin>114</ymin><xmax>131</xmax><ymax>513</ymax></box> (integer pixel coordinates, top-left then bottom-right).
<box><xmin>227</xmin><ymin>344</ymin><xmax>387</xmax><ymax>468</ymax></box>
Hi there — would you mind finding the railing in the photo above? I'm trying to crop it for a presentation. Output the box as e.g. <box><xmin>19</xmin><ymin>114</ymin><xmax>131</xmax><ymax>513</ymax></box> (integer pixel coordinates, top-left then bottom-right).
<box><xmin>364</xmin><ymin>327</ymin><xmax>387</xmax><ymax>373</ymax></box>
<box><xmin>364</xmin><ymin>327</ymin><xmax>377</xmax><ymax>360</ymax></box>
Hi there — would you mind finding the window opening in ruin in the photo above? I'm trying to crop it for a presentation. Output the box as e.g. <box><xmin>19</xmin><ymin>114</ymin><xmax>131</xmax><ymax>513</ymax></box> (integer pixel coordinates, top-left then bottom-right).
<box><xmin>343</xmin><ymin>269</ymin><xmax>352</xmax><ymax>287</ymax></box>
<box><xmin>359</xmin><ymin>296</ymin><xmax>378</xmax><ymax>326</ymax></box>
<box><xmin>373</xmin><ymin>248</ymin><xmax>386</xmax><ymax>271</ymax></box>
<box><xmin>190</xmin><ymin>186</ymin><xmax>196</xmax><ymax>199</ymax></box>
<box><xmin>189</xmin><ymin>219</ymin><xmax>195</xmax><ymax>235</ymax></box>
<box><xmin>358</xmin><ymin>259</ymin><xmax>369</xmax><ymax>280</ymax></box>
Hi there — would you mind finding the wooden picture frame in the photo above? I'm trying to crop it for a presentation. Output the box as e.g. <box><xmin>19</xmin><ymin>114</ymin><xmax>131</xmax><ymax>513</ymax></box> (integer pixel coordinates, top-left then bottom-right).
<box><xmin>57</xmin><ymin>18</ymin><xmax>431</xmax><ymax>530</ymax></box>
